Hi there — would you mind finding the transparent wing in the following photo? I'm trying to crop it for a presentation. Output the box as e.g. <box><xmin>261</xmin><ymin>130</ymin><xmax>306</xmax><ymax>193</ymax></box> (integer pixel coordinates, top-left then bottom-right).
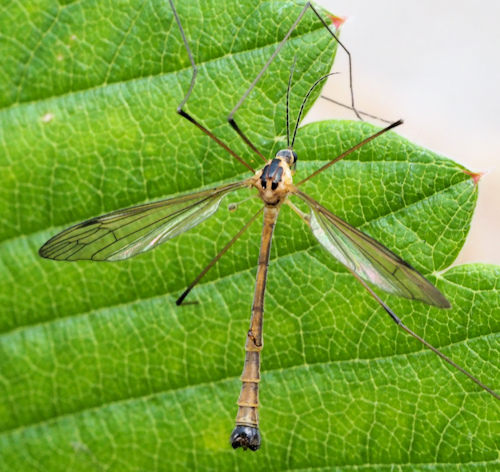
<box><xmin>294</xmin><ymin>190</ymin><xmax>450</xmax><ymax>308</ymax></box>
<box><xmin>40</xmin><ymin>181</ymin><xmax>247</xmax><ymax>261</ymax></box>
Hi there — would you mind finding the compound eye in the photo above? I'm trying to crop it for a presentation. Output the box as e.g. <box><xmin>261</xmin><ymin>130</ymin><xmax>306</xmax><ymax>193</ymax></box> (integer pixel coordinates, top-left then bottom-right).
<box><xmin>276</xmin><ymin>150</ymin><xmax>287</xmax><ymax>158</ymax></box>
<box><xmin>275</xmin><ymin>149</ymin><xmax>297</xmax><ymax>165</ymax></box>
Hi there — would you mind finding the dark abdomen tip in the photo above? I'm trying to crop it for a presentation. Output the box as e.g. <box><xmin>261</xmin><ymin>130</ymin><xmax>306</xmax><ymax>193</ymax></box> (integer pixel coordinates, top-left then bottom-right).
<box><xmin>230</xmin><ymin>425</ymin><xmax>261</xmax><ymax>451</ymax></box>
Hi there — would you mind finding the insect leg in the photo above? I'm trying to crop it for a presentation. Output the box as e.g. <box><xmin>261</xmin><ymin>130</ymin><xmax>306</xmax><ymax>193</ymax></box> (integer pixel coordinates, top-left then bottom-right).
<box><xmin>320</xmin><ymin>95</ymin><xmax>393</xmax><ymax>124</ymax></box>
<box><xmin>176</xmin><ymin>206</ymin><xmax>263</xmax><ymax>305</ymax></box>
<box><xmin>296</xmin><ymin>119</ymin><xmax>403</xmax><ymax>186</ymax></box>
<box><xmin>227</xmin><ymin>1</ymin><xmax>362</xmax><ymax>160</ymax></box>
<box><xmin>347</xmin><ymin>266</ymin><xmax>500</xmax><ymax>400</ymax></box>
<box><xmin>168</xmin><ymin>0</ymin><xmax>255</xmax><ymax>173</ymax></box>
<box><xmin>320</xmin><ymin>95</ymin><xmax>392</xmax><ymax>123</ymax></box>
<box><xmin>285</xmin><ymin>199</ymin><xmax>310</xmax><ymax>226</ymax></box>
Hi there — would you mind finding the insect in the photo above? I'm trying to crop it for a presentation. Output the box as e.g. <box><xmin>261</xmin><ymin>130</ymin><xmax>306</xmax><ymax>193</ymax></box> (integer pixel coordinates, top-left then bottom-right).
<box><xmin>39</xmin><ymin>0</ymin><xmax>499</xmax><ymax>452</ymax></box>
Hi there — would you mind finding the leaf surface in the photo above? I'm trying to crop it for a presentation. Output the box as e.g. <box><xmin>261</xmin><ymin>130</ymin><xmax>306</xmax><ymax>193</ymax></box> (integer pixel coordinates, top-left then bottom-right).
<box><xmin>0</xmin><ymin>0</ymin><xmax>498</xmax><ymax>471</ymax></box>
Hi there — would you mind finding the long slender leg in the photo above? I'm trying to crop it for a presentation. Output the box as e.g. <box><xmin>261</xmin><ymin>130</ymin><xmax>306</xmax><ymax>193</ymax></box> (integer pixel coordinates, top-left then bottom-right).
<box><xmin>296</xmin><ymin>119</ymin><xmax>403</xmax><ymax>186</ymax></box>
<box><xmin>230</xmin><ymin>206</ymin><xmax>280</xmax><ymax>451</ymax></box>
<box><xmin>285</xmin><ymin>199</ymin><xmax>309</xmax><ymax>226</ymax></box>
<box><xmin>168</xmin><ymin>0</ymin><xmax>254</xmax><ymax>173</ymax></box>
<box><xmin>347</xmin><ymin>266</ymin><xmax>500</xmax><ymax>400</ymax></box>
<box><xmin>321</xmin><ymin>95</ymin><xmax>393</xmax><ymax>124</ymax></box>
<box><xmin>176</xmin><ymin>206</ymin><xmax>264</xmax><ymax>305</ymax></box>
<box><xmin>227</xmin><ymin>1</ymin><xmax>362</xmax><ymax>160</ymax></box>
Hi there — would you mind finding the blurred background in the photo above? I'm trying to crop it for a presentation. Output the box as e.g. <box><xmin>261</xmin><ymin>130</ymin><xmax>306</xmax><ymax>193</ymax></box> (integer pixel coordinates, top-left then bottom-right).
<box><xmin>305</xmin><ymin>0</ymin><xmax>499</xmax><ymax>265</ymax></box>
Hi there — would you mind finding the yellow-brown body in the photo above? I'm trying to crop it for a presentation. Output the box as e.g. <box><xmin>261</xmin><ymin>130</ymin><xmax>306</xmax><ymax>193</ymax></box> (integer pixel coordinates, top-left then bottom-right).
<box><xmin>230</xmin><ymin>150</ymin><xmax>296</xmax><ymax>450</ymax></box>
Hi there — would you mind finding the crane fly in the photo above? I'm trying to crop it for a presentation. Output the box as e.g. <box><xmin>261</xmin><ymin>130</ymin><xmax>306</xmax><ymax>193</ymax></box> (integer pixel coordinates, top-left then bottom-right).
<box><xmin>39</xmin><ymin>0</ymin><xmax>499</xmax><ymax>452</ymax></box>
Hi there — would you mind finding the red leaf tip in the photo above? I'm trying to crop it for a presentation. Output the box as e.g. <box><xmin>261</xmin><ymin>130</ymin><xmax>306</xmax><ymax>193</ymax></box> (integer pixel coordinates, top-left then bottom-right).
<box><xmin>328</xmin><ymin>14</ymin><xmax>346</xmax><ymax>30</ymax></box>
<box><xmin>462</xmin><ymin>169</ymin><xmax>484</xmax><ymax>185</ymax></box>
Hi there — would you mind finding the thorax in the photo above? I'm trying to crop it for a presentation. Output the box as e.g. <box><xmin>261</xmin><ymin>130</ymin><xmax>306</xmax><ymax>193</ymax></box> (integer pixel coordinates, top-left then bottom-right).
<box><xmin>250</xmin><ymin>157</ymin><xmax>294</xmax><ymax>206</ymax></box>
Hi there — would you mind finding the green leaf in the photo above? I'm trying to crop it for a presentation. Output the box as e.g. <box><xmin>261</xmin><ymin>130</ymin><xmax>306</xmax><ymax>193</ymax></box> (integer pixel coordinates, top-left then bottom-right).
<box><xmin>0</xmin><ymin>0</ymin><xmax>499</xmax><ymax>471</ymax></box>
